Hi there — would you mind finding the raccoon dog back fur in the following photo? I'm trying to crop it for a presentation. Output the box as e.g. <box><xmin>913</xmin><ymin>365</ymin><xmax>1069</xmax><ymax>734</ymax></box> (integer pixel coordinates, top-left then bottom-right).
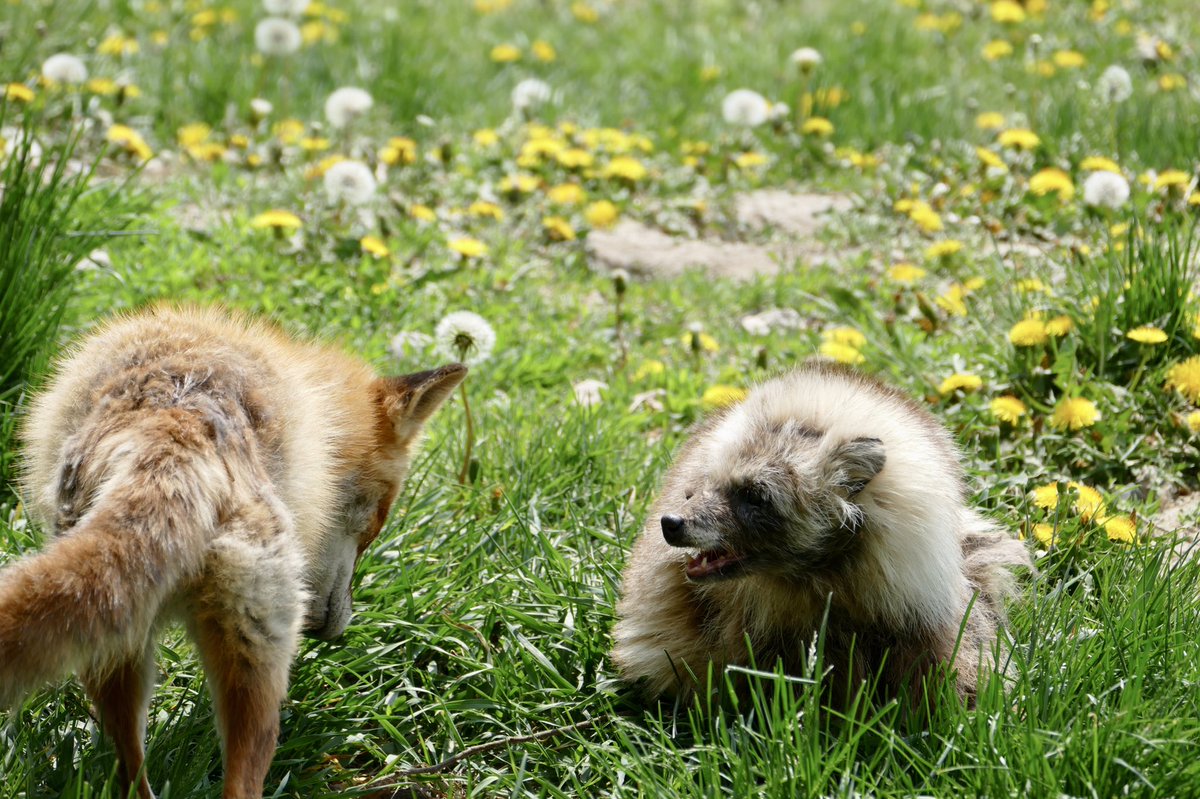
<box><xmin>0</xmin><ymin>305</ymin><xmax>465</xmax><ymax>799</ymax></box>
<box><xmin>612</xmin><ymin>362</ymin><xmax>1030</xmax><ymax>703</ymax></box>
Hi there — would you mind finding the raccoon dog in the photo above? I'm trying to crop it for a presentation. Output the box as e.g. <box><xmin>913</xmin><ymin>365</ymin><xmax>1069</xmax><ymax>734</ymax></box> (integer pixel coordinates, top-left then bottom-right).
<box><xmin>612</xmin><ymin>363</ymin><xmax>1030</xmax><ymax>704</ymax></box>
<box><xmin>1</xmin><ymin>306</ymin><xmax>466</xmax><ymax>798</ymax></box>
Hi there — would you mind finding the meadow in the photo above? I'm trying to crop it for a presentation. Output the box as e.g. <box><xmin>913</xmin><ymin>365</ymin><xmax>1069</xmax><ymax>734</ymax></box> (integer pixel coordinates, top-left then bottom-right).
<box><xmin>3</xmin><ymin>0</ymin><xmax>1200</xmax><ymax>796</ymax></box>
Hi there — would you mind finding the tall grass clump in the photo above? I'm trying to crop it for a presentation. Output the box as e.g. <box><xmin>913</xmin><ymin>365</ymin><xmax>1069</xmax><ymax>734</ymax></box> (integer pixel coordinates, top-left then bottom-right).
<box><xmin>0</xmin><ymin>107</ymin><xmax>139</xmax><ymax>497</ymax></box>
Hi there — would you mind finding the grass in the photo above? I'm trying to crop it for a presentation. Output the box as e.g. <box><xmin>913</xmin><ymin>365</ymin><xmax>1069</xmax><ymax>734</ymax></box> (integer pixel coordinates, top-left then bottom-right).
<box><xmin>4</xmin><ymin>0</ymin><xmax>1200</xmax><ymax>796</ymax></box>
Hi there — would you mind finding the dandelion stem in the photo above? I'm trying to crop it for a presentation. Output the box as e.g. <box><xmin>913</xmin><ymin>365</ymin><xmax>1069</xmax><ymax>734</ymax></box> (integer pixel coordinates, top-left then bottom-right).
<box><xmin>457</xmin><ymin>381</ymin><xmax>475</xmax><ymax>485</ymax></box>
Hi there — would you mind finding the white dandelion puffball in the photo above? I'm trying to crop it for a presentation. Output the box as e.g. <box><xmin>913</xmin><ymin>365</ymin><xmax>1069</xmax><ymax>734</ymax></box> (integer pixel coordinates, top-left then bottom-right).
<box><xmin>324</xmin><ymin>86</ymin><xmax>373</xmax><ymax>128</ymax></box>
<box><xmin>790</xmin><ymin>47</ymin><xmax>822</xmax><ymax>70</ymax></box>
<box><xmin>573</xmin><ymin>379</ymin><xmax>608</xmax><ymax>408</ymax></box>
<box><xmin>249</xmin><ymin>97</ymin><xmax>274</xmax><ymax>119</ymax></box>
<box><xmin>721</xmin><ymin>89</ymin><xmax>770</xmax><ymax>127</ymax></box>
<box><xmin>255</xmin><ymin>18</ymin><xmax>302</xmax><ymax>56</ymax></box>
<box><xmin>388</xmin><ymin>331</ymin><xmax>432</xmax><ymax>360</ymax></box>
<box><xmin>263</xmin><ymin>0</ymin><xmax>309</xmax><ymax>15</ymax></box>
<box><xmin>1082</xmin><ymin>171</ymin><xmax>1131</xmax><ymax>209</ymax></box>
<box><xmin>41</xmin><ymin>53</ymin><xmax>88</xmax><ymax>85</ymax></box>
<box><xmin>767</xmin><ymin>101</ymin><xmax>790</xmax><ymax>122</ymax></box>
<box><xmin>511</xmin><ymin>78</ymin><xmax>552</xmax><ymax>111</ymax></box>
<box><xmin>323</xmin><ymin>160</ymin><xmax>376</xmax><ymax>205</ymax></box>
<box><xmin>1097</xmin><ymin>65</ymin><xmax>1133</xmax><ymax>104</ymax></box>
<box><xmin>435</xmin><ymin>311</ymin><xmax>496</xmax><ymax>366</ymax></box>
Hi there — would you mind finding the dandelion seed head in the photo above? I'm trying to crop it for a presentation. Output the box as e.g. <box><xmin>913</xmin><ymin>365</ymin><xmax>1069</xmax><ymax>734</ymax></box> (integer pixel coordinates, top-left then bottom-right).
<box><xmin>42</xmin><ymin>53</ymin><xmax>88</xmax><ymax>84</ymax></box>
<box><xmin>324</xmin><ymin>86</ymin><xmax>373</xmax><ymax>128</ymax></box>
<box><xmin>1097</xmin><ymin>64</ymin><xmax>1133</xmax><ymax>103</ymax></box>
<box><xmin>254</xmin><ymin>18</ymin><xmax>302</xmax><ymax>56</ymax></box>
<box><xmin>721</xmin><ymin>88</ymin><xmax>770</xmax><ymax>127</ymax></box>
<box><xmin>511</xmin><ymin>78</ymin><xmax>552</xmax><ymax>111</ymax></box>
<box><xmin>323</xmin><ymin>159</ymin><xmax>376</xmax><ymax>205</ymax></box>
<box><xmin>1082</xmin><ymin>170</ymin><xmax>1130</xmax><ymax>209</ymax></box>
<box><xmin>435</xmin><ymin>311</ymin><xmax>496</xmax><ymax>366</ymax></box>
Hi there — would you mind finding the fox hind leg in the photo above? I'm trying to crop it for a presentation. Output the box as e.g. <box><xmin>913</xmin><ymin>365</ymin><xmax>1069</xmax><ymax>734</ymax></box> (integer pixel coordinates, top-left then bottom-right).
<box><xmin>82</xmin><ymin>642</ymin><xmax>158</xmax><ymax>799</ymax></box>
<box><xmin>189</xmin><ymin>505</ymin><xmax>306</xmax><ymax>799</ymax></box>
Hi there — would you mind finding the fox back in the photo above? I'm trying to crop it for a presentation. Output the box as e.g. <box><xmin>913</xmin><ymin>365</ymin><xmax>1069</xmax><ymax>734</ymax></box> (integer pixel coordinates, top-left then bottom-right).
<box><xmin>1</xmin><ymin>305</ymin><xmax>465</xmax><ymax>799</ymax></box>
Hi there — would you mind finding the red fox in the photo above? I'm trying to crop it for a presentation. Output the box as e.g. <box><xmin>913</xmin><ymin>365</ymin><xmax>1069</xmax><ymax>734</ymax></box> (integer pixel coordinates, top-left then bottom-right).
<box><xmin>0</xmin><ymin>305</ymin><xmax>466</xmax><ymax>799</ymax></box>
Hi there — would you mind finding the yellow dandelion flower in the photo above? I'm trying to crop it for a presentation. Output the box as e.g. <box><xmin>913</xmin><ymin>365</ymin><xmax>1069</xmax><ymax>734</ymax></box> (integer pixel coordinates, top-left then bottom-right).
<box><xmin>699</xmin><ymin>65</ymin><xmax>722</xmax><ymax>82</ymax></box>
<box><xmin>1185</xmin><ymin>410</ymin><xmax>1200</xmax><ymax>433</ymax></box>
<box><xmin>925</xmin><ymin>239</ymin><xmax>963</xmax><ymax>259</ymax></box>
<box><xmin>1009</xmin><ymin>318</ymin><xmax>1048</xmax><ymax>346</ymax></box>
<box><xmin>1126</xmin><ymin>325</ymin><xmax>1167</xmax><ymax>344</ymax></box>
<box><xmin>1159</xmin><ymin>74</ymin><xmax>1186</xmax><ymax>92</ymax></box>
<box><xmin>1050</xmin><ymin>397</ymin><xmax>1100</xmax><ymax>430</ymax></box>
<box><xmin>548</xmin><ymin>183</ymin><xmax>587</xmax><ymax>205</ymax></box>
<box><xmin>801</xmin><ymin>117</ymin><xmax>835</xmax><ymax>136</ymax></box>
<box><xmin>467</xmin><ymin>201</ymin><xmax>504</xmax><ymax>221</ymax></box>
<box><xmin>1029</xmin><ymin>167</ymin><xmax>1075</xmax><ymax>200</ymax></box>
<box><xmin>634</xmin><ymin>360</ymin><xmax>666</xmax><ymax>380</ymax></box>
<box><xmin>449</xmin><ymin>237</ymin><xmax>489</xmax><ymax>258</ymax></box>
<box><xmin>360</xmin><ymin>235</ymin><xmax>390</xmax><ymax>258</ymax></box>
<box><xmin>1045</xmin><ymin>315</ymin><xmax>1073</xmax><ymax>337</ymax></box>
<box><xmin>250</xmin><ymin>209</ymin><xmax>302</xmax><ymax>229</ymax></box>
<box><xmin>908</xmin><ymin>201</ymin><xmax>943</xmax><ymax>233</ymax></box>
<box><xmin>819</xmin><ymin>341</ymin><xmax>865</xmax><ymax>364</ymax></box>
<box><xmin>976</xmin><ymin>147</ymin><xmax>1006</xmax><ymax>170</ymax></box>
<box><xmin>938</xmin><ymin>372</ymin><xmax>983</xmax><ymax>395</ymax></box>
<box><xmin>1032</xmin><ymin>483</ymin><xmax>1059</xmax><ymax>509</ymax></box>
<box><xmin>556</xmin><ymin>148</ymin><xmax>594</xmax><ymax>169</ymax></box>
<box><xmin>683</xmin><ymin>331</ymin><xmax>720</xmax><ymax>353</ymax></box>
<box><xmin>4</xmin><ymin>83</ymin><xmax>34</xmax><ymax>103</ymax></box>
<box><xmin>982</xmin><ymin>40</ymin><xmax>1013</xmax><ymax>60</ymax></box>
<box><xmin>1053</xmin><ymin>50</ymin><xmax>1086</xmax><ymax>68</ymax></box>
<box><xmin>499</xmin><ymin>173</ymin><xmax>540</xmax><ymax>193</ymax></box>
<box><xmin>1032</xmin><ymin>522</ymin><xmax>1056</xmax><ymax>547</ymax></box>
<box><xmin>106</xmin><ymin>124</ymin><xmax>153</xmax><ymax>161</ymax></box>
<box><xmin>935</xmin><ymin>284</ymin><xmax>969</xmax><ymax>316</ymax></box>
<box><xmin>300</xmin><ymin>136</ymin><xmax>330</xmax><ymax>152</ymax></box>
<box><xmin>702</xmin><ymin>384</ymin><xmax>747</xmax><ymax>409</ymax></box>
<box><xmin>997</xmin><ymin>128</ymin><xmax>1040</xmax><ymax>150</ymax></box>
<box><xmin>473</xmin><ymin>128</ymin><xmax>500</xmax><ymax>147</ymax></box>
<box><xmin>990</xmin><ymin>395</ymin><xmax>1027</xmax><ymax>424</ymax></box>
<box><xmin>186</xmin><ymin>142</ymin><xmax>225</xmax><ymax>162</ymax></box>
<box><xmin>490</xmin><ymin>43</ymin><xmax>521</xmax><ymax>62</ymax></box>
<box><xmin>273</xmin><ymin>118</ymin><xmax>305</xmax><ymax>145</ymax></box>
<box><xmin>1081</xmin><ymin>156</ymin><xmax>1121</xmax><ymax>174</ymax></box>
<box><xmin>822</xmin><ymin>327</ymin><xmax>867</xmax><ymax>348</ymax></box>
<box><xmin>585</xmin><ymin>200</ymin><xmax>619</xmax><ymax>228</ymax></box>
<box><xmin>177</xmin><ymin>123</ymin><xmax>211</xmax><ymax>148</ymax></box>
<box><xmin>991</xmin><ymin>0</ymin><xmax>1026</xmax><ymax>23</ymax></box>
<box><xmin>887</xmin><ymin>262</ymin><xmax>926</xmax><ymax>284</ymax></box>
<box><xmin>975</xmin><ymin>112</ymin><xmax>1006</xmax><ymax>130</ymax></box>
<box><xmin>1103</xmin><ymin>515</ymin><xmax>1136</xmax><ymax>543</ymax></box>
<box><xmin>410</xmin><ymin>204</ymin><xmax>436</xmax><ymax>222</ymax></box>
<box><xmin>1071</xmin><ymin>483</ymin><xmax>1106</xmax><ymax>522</ymax></box>
<box><xmin>734</xmin><ymin>151</ymin><xmax>769</xmax><ymax>169</ymax></box>
<box><xmin>1166</xmin><ymin>355</ymin><xmax>1200</xmax><ymax>402</ymax></box>
<box><xmin>542</xmin><ymin>216</ymin><xmax>576</xmax><ymax>241</ymax></box>
<box><xmin>381</xmin><ymin>136</ymin><xmax>417</xmax><ymax>166</ymax></box>
<box><xmin>1016</xmin><ymin>278</ymin><xmax>1050</xmax><ymax>294</ymax></box>
<box><xmin>1155</xmin><ymin>169</ymin><xmax>1191</xmax><ymax>190</ymax></box>
<box><xmin>531</xmin><ymin>40</ymin><xmax>556</xmax><ymax>62</ymax></box>
<box><xmin>571</xmin><ymin>1</ymin><xmax>599</xmax><ymax>23</ymax></box>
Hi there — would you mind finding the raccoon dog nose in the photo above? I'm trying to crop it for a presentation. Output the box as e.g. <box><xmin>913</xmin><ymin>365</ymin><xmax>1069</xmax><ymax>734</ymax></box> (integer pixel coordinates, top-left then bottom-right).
<box><xmin>660</xmin><ymin>514</ymin><xmax>687</xmax><ymax>546</ymax></box>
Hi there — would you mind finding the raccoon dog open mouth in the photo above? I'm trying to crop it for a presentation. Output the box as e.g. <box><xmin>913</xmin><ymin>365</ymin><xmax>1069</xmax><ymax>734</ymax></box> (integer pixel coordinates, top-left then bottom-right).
<box><xmin>683</xmin><ymin>549</ymin><xmax>747</xmax><ymax>581</ymax></box>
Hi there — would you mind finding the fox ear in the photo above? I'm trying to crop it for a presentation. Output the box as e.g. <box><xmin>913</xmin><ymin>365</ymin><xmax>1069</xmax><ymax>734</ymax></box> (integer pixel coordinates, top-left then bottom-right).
<box><xmin>377</xmin><ymin>363</ymin><xmax>467</xmax><ymax>438</ymax></box>
<box><xmin>823</xmin><ymin>436</ymin><xmax>886</xmax><ymax>497</ymax></box>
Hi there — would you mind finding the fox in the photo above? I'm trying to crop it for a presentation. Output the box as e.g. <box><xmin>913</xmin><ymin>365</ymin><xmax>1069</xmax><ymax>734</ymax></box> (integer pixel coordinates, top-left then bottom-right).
<box><xmin>0</xmin><ymin>305</ymin><xmax>466</xmax><ymax>799</ymax></box>
<box><xmin>612</xmin><ymin>362</ymin><xmax>1031</xmax><ymax>705</ymax></box>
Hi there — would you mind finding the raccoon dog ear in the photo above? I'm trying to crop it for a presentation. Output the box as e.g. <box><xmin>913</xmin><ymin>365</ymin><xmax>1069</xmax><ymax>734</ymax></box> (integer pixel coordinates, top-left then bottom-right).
<box><xmin>823</xmin><ymin>436</ymin><xmax>886</xmax><ymax>497</ymax></box>
<box><xmin>377</xmin><ymin>363</ymin><xmax>468</xmax><ymax>434</ymax></box>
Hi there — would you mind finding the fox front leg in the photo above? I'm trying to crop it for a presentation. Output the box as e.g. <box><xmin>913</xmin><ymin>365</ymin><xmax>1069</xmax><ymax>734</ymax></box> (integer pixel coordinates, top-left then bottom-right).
<box><xmin>189</xmin><ymin>516</ymin><xmax>305</xmax><ymax>799</ymax></box>
<box><xmin>82</xmin><ymin>642</ymin><xmax>158</xmax><ymax>799</ymax></box>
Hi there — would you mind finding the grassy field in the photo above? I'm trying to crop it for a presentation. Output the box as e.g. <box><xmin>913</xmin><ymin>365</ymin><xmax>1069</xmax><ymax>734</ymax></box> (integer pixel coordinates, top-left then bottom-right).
<box><xmin>3</xmin><ymin>0</ymin><xmax>1200</xmax><ymax>796</ymax></box>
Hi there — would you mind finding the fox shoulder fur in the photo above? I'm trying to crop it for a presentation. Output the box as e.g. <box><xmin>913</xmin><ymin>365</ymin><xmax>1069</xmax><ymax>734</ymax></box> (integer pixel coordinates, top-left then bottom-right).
<box><xmin>612</xmin><ymin>363</ymin><xmax>1030</xmax><ymax>704</ymax></box>
<box><xmin>0</xmin><ymin>305</ymin><xmax>465</xmax><ymax>799</ymax></box>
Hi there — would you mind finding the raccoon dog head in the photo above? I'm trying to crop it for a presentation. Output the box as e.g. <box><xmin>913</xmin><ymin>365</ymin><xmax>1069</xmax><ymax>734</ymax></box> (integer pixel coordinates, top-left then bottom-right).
<box><xmin>660</xmin><ymin>421</ymin><xmax>885</xmax><ymax>583</ymax></box>
<box><xmin>304</xmin><ymin>363</ymin><xmax>466</xmax><ymax>641</ymax></box>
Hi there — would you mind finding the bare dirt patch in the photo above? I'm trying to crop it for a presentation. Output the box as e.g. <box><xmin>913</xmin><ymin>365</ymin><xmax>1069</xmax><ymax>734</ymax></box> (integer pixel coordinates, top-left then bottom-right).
<box><xmin>586</xmin><ymin>191</ymin><xmax>852</xmax><ymax>281</ymax></box>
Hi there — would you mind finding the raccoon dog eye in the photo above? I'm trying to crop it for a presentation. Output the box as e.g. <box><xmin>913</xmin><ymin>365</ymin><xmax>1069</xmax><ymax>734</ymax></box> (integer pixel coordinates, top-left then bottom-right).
<box><xmin>739</xmin><ymin>485</ymin><xmax>769</xmax><ymax>509</ymax></box>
